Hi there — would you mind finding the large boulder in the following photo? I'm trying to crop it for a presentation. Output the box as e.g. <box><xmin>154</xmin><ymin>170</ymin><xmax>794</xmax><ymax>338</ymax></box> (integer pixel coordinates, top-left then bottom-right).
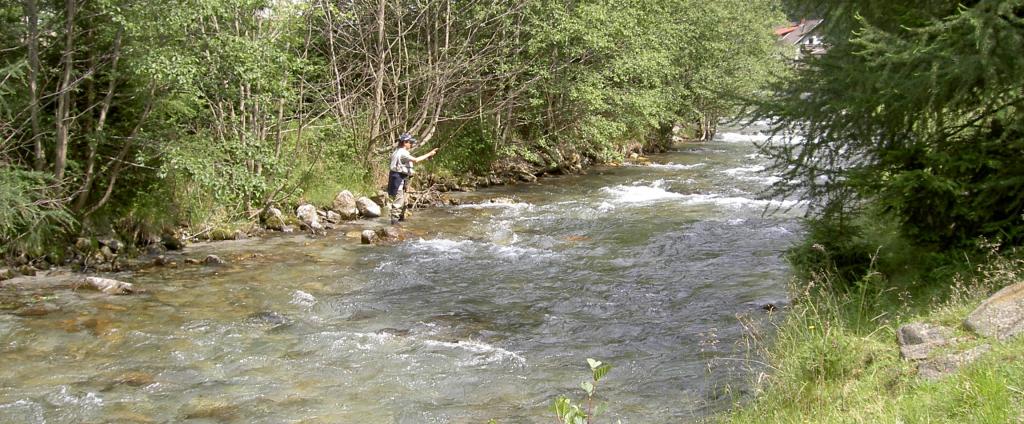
<box><xmin>333</xmin><ymin>190</ymin><xmax>359</xmax><ymax>220</ymax></box>
<box><xmin>263</xmin><ymin>207</ymin><xmax>286</xmax><ymax>231</ymax></box>
<box><xmin>897</xmin><ymin>322</ymin><xmax>953</xmax><ymax>360</ymax></box>
<box><xmin>356</xmin><ymin>197</ymin><xmax>382</xmax><ymax>218</ymax></box>
<box><xmin>964</xmin><ymin>282</ymin><xmax>1024</xmax><ymax>340</ymax></box>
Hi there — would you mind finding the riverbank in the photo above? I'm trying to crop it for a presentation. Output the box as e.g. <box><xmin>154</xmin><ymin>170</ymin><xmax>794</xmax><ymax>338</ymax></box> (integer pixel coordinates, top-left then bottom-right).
<box><xmin>0</xmin><ymin>136</ymin><xmax>678</xmax><ymax>281</ymax></box>
<box><xmin>0</xmin><ymin>134</ymin><xmax>797</xmax><ymax>422</ymax></box>
<box><xmin>720</xmin><ymin>226</ymin><xmax>1024</xmax><ymax>423</ymax></box>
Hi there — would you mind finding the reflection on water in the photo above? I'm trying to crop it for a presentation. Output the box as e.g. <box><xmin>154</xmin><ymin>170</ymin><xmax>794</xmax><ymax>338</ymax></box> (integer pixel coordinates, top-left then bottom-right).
<box><xmin>0</xmin><ymin>132</ymin><xmax>802</xmax><ymax>423</ymax></box>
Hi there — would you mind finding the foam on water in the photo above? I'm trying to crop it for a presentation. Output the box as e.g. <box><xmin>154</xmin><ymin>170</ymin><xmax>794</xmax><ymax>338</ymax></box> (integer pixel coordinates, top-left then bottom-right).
<box><xmin>716</xmin><ymin>132</ymin><xmax>770</xmax><ymax>143</ymax></box>
<box><xmin>717</xmin><ymin>132</ymin><xmax>805</xmax><ymax>145</ymax></box>
<box><xmin>455</xmin><ymin>202</ymin><xmax>533</xmax><ymax>211</ymax></box>
<box><xmin>291</xmin><ymin>290</ymin><xmax>317</xmax><ymax>307</ymax></box>
<box><xmin>600</xmin><ymin>180</ymin><xmax>685</xmax><ymax>204</ymax></box>
<box><xmin>409</xmin><ymin>238</ymin><xmax>474</xmax><ymax>253</ymax></box>
<box><xmin>488</xmin><ymin>244</ymin><xmax>551</xmax><ymax>260</ymax></box>
<box><xmin>645</xmin><ymin>162</ymin><xmax>705</xmax><ymax>170</ymax></box>
<box><xmin>321</xmin><ymin>330</ymin><xmax>525</xmax><ymax>367</ymax></box>
<box><xmin>681</xmin><ymin>194</ymin><xmax>802</xmax><ymax>209</ymax></box>
<box><xmin>49</xmin><ymin>386</ymin><xmax>103</xmax><ymax>407</ymax></box>
<box><xmin>723</xmin><ymin>165</ymin><xmax>766</xmax><ymax>176</ymax></box>
<box><xmin>421</xmin><ymin>339</ymin><xmax>526</xmax><ymax>367</ymax></box>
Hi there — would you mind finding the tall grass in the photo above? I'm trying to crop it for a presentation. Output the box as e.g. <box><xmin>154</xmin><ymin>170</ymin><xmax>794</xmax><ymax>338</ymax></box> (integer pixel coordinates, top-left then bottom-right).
<box><xmin>722</xmin><ymin>238</ymin><xmax>1024</xmax><ymax>423</ymax></box>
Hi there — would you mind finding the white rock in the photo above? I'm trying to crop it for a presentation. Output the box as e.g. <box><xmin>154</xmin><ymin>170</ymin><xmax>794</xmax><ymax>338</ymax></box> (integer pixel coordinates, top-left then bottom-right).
<box><xmin>356</xmin><ymin>197</ymin><xmax>382</xmax><ymax>218</ymax></box>
<box><xmin>333</xmin><ymin>190</ymin><xmax>359</xmax><ymax>220</ymax></box>
<box><xmin>296</xmin><ymin>204</ymin><xmax>321</xmax><ymax>229</ymax></box>
<box><xmin>84</xmin><ymin>276</ymin><xmax>134</xmax><ymax>295</ymax></box>
<box><xmin>360</xmin><ymin>230</ymin><xmax>378</xmax><ymax>244</ymax></box>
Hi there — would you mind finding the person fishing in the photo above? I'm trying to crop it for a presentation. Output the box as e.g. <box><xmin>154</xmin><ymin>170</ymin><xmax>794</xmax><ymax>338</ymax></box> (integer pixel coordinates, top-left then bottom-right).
<box><xmin>387</xmin><ymin>133</ymin><xmax>438</xmax><ymax>225</ymax></box>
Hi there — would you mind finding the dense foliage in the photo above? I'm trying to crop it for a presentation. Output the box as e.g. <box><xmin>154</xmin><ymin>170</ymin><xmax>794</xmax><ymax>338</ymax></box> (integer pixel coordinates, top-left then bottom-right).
<box><xmin>0</xmin><ymin>0</ymin><xmax>784</xmax><ymax>257</ymax></box>
<box><xmin>760</xmin><ymin>0</ymin><xmax>1024</xmax><ymax>252</ymax></box>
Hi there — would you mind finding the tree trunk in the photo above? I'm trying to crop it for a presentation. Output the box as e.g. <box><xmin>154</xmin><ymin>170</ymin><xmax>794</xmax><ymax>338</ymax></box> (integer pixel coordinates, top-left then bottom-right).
<box><xmin>75</xmin><ymin>29</ymin><xmax>123</xmax><ymax>211</ymax></box>
<box><xmin>85</xmin><ymin>85</ymin><xmax>157</xmax><ymax>216</ymax></box>
<box><xmin>24</xmin><ymin>0</ymin><xmax>44</xmax><ymax>171</ymax></box>
<box><xmin>368</xmin><ymin>0</ymin><xmax>387</xmax><ymax>160</ymax></box>
<box><xmin>53</xmin><ymin>0</ymin><xmax>77</xmax><ymax>182</ymax></box>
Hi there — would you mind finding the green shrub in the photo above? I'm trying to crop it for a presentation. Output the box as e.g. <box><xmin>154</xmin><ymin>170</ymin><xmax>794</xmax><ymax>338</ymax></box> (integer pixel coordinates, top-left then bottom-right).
<box><xmin>0</xmin><ymin>167</ymin><xmax>76</xmax><ymax>258</ymax></box>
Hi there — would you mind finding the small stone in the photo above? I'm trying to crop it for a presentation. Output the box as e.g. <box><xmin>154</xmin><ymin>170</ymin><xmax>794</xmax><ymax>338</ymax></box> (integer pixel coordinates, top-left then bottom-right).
<box><xmin>964</xmin><ymin>282</ymin><xmax>1024</xmax><ymax>340</ymax></box>
<box><xmin>203</xmin><ymin>255</ymin><xmax>225</xmax><ymax>265</ymax></box>
<box><xmin>897</xmin><ymin>323</ymin><xmax>953</xmax><ymax>347</ymax></box>
<box><xmin>100</xmin><ymin>246</ymin><xmax>116</xmax><ymax>261</ymax></box>
<box><xmin>17</xmin><ymin>265</ymin><xmax>36</xmax><ymax>277</ymax></box>
<box><xmin>14</xmin><ymin>303</ymin><xmax>59</xmax><ymax>317</ymax></box>
<box><xmin>326</xmin><ymin>210</ymin><xmax>342</xmax><ymax>224</ymax></box>
<box><xmin>379</xmin><ymin>226</ymin><xmax>402</xmax><ymax>241</ymax></box>
<box><xmin>75</xmin><ymin>237</ymin><xmax>94</xmax><ymax>251</ymax></box>
<box><xmin>116</xmin><ymin>371</ymin><xmax>156</xmax><ymax>387</ymax></box>
<box><xmin>101</xmin><ymin>239</ymin><xmax>124</xmax><ymax>253</ymax></box>
<box><xmin>897</xmin><ymin>323</ymin><xmax>953</xmax><ymax>361</ymax></box>
<box><xmin>184</xmin><ymin>258</ymin><xmax>202</xmax><ymax>265</ymax></box>
<box><xmin>918</xmin><ymin>344</ymin><xmax>991</xmax><ymax>380</ymax></box>
<box><xmin>146</xmin><ymin>244</ymin><xmax>166</xmax><ymax>255</ymax></box>
<box><xmin>360</xmin><ymin>230</ymin><xmax>378</xmax><ymax>244</ymax></box>
<box><xmin>162</xmin><ymin>233</ymin><xmax>185</xmax><ymax>250</ymax></box>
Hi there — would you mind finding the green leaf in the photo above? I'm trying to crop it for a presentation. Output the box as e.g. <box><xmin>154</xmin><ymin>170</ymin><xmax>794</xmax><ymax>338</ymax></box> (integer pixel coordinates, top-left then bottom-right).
<box><xmin>593</xmin><ymin>364</ymin><xmax>612</xmax><ymax>382</ymax></box>
<box><xmin>581</xmin><ymin>381</ymin><xmax>594</xmax><ymax>396</ymax></box>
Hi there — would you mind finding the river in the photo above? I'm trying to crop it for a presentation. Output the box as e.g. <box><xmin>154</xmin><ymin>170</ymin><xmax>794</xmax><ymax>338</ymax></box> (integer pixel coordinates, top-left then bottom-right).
<box><xmin>0</xmin><ymin>129</ymin><xmax>802</xmax><ymax>423</ymax></box>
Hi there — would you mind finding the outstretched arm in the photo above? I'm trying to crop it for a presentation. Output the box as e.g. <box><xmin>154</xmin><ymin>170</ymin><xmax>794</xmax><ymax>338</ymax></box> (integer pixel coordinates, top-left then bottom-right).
<box><xmin>411</xmin><ymin>148</ymin><xmax>439</xmax><ymax>163</ymax></box>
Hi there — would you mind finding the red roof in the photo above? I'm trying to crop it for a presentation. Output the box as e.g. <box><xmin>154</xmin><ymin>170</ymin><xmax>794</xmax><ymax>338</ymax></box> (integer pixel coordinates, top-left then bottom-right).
<box><xmin>774</xmin><ymin>26</ymin><xmax>798</xmax><ymax>36</ymax></box>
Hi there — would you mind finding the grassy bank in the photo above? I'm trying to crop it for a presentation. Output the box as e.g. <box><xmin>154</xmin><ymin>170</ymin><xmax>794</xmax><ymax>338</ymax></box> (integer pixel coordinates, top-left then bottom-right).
<box><xmin>722</xmin><ymin>220</ymin><xmax>1024</xmax><ymax>423</ymax></box>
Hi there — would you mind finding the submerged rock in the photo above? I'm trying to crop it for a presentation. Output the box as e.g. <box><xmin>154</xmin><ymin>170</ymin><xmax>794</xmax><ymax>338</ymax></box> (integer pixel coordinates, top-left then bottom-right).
<box><xmin>82</xmin><ymin>276</ymin><xmax>135</xmax><ymax>295</ymax></box>
<box><xmin>964</xmin><ymin>282</ymin><xmax>1024</xmax><ymax>340</ymax></box>
<box><xmin>246</xmin><ymin>311</ymin><xmax>288</xmax><ymax>326</ymax></box>
<box><xmin>203</xmin><ymin>255</ymin><xmax>225</xmax><ymax>265</ymax></box>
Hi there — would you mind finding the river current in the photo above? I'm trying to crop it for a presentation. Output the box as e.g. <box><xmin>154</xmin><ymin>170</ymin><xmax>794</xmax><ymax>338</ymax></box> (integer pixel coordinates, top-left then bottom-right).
<box><xmin>0</xmin><ymin>130</ymin><xmax>803</xmax><ymax>423</ymax></box>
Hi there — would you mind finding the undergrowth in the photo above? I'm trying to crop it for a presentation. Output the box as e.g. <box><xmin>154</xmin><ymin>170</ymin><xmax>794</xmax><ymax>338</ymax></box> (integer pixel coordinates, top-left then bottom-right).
<box><xmin>722</xmin><ymin>215</ymin><xmax>1024</xmax><ymax>423</ymax></box>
